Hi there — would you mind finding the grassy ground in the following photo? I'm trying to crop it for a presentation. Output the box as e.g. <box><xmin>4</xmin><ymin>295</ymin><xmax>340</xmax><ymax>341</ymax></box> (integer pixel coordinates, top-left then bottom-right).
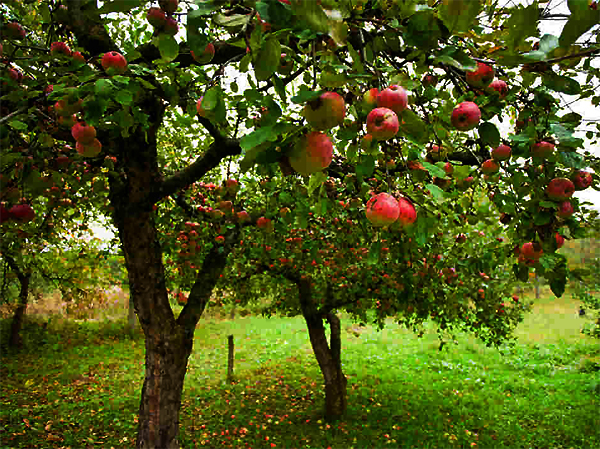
<box><xmin>1</xmin><ymin>287</ymin><xmax>599</xmax><ymax>449</ymax></box>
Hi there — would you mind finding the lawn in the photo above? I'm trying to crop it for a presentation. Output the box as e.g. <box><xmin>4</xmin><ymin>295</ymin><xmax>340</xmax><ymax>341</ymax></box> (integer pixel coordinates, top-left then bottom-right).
<box><xmin>1</xmin><ymin>287</ymin><xmax>599</xmax><ymax>449</ymax></box>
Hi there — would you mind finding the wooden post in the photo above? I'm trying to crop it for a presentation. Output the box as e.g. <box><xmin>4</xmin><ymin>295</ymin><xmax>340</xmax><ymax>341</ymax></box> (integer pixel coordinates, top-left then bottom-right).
<box><xmin>227</xmin><ymin>335</ymin><xmax>234</xmax><ymax>383</ymax></box>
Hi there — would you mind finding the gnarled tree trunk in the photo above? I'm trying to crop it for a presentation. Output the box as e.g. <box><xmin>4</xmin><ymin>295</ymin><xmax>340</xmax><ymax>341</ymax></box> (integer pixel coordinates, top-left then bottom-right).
<box><xmin>297</xmin><ymin>278</ymin><xmax>347</xmax><ymax>420</ymax></box>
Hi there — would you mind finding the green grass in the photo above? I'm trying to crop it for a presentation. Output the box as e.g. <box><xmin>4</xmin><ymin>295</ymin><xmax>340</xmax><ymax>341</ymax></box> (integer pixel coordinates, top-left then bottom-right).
<box><xmin>1</xmin><ymin>291</ymin><xmax>599</xmax><ymax>449</ymax></box>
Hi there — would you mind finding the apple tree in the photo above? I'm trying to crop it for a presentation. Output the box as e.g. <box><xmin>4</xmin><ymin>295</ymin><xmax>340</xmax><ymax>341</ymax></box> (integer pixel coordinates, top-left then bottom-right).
<box><xmin>1</xmin><ymin>0</ymin><xmax>599</xmax><ymax>447</ymax></box>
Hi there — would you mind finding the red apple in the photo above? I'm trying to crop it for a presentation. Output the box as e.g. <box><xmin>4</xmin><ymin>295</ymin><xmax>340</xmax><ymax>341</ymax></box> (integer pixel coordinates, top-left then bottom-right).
<box><xmin>546</xmin><ymin>177</ymin><xmax>575</xmax><ymax>201</ymax></box>
<box><xmin>377</xmin><ymin>85</ymin><xmax>408</xmax><ymax>115</ymax></box>
<box><xmin>531</xmin><ymin>141</ymin><xmax>554</xmax><ymax>158</ymax></box>
<box><xmin>397</xmin><ymin>197</ymin><xmax>417</xmax><ymax>227</ymax></box>
<box><xmin>4</xmin><ymin>22</ymin><xmax>26</xmax><ymax>40</ymax></box>
<box><xmin>455</xmin><ymin>176</ymin><xmax>475</xmax><ymax>191</ymax></box>
<box><xmin>71</xmin><ymin>122</ymin><xmax>96</xmax><ymax>144</ymax></box>
<box><xmin>466</xmin><ymin>62</ymin><xmax>495</xmax><ymax>88</ymax></box>
<box><xmin>50</xmin><ymin>41</ymin><xmax>72</xmax><ymax>57</ymax></box>
<box><xmin>196</xmin><ymin>96</ymin><xmax>208</xmax><ymax>117</ymax></box>
<box><xmin>362</xmin><ymin>88</ymin><xmax>379</xmax><ymax>112</ymax></box>
<box><xmin>491</xmin><ymin>144</ymin><xmax>511</xmax><ymax>161</ymax></box>
<box><xmin>427</xmin><ymin>144</ymin><xmax>445</xmax><ymax>161</ymax></box>
<box><xmin>366</xmin><ymin>107</ymin><xmax>399</xmax><ymax>141</ymax></box>
<box><xmin>571</xmin><ymin>170</ymin><xmax>593</xmax><ymax>190</ymax></box>
<box><xmin>9</xmin><ymin>204</ymin><xmax>35</xmax><ymax>222</ymax></box>
<box><xmin>191</xmin><ymin>43</ymin><xmax>215</xmax><ymax>64</ymax></box>
<box><xmin>256</xmin><ymin>216</ymin><xmax>274</xmax><ymax>233</ymax></box>
<box><xmin>488</xmin><ymin>79</ymin><xmax>508</xmax><ymax>98</ymax></box>
<box><xmin>451</xmin><ymin>101</ymin><xmax>481</xmax><ymax>131</ymax></box>
<box><xmin>101</xmin><ymin>51</ymin><xmax>128</xmax><ymax>75</ymax></box>
<box><xmin>303</xmin><ymin>92</ymin><xmax>345</xmax><ymax>130</ymax></box>
<box><xmin>422</xmin><ymin>74</ymin><xmax>438</xmax><ymax>87</ymax></box>
<box><xmin>366</xmin><ymin>193</ymin><xmax>400</xmax><ymax>227</ymax></box>
<box><xmin>443</xmin><ymin>162</ymin><xmax>454</xmax><ymax>176</ymax></box>
<box><xmin>7</xmin><ymin>68</ymin><xmax>23</xmax><ymax>84</ymax></box>
<box><xmin>147</xmin><ymin>7</ymin><xmax>167</xmax><ymax>29</ymax></box>
<box><xmin>236</xmin><ymin>211</ymin><xmax>251</xmax><ymax>223</ymax></box>
<box><xmin>555</xmin><ymin>233</ymin><xmax>565</xmax><ymax>249</ymax></box>
<box><xmin>289</xmin><ymin>131</ymin><xmax>334</xmax><ymax>175</ymax></box>
<box><xmin>76</xmin><ymin>139</ymin><xmax>102</xmax><ymax>157</ymax></box>
<box><xmin>163</xmin><ymin>17</ymin><xmax>179</xmax><ymax>36</ymax></box>
<box><xmin>72</xmin><ymin>51</ymin><xmax>86</xmax><ymax>64</ymax></box>
<box><xmin>159</xmin><ymin>0</ymin><xmax>179</xmax><ymax>14</ymax></box>
<box><xmin>521</xmin><ymin>241</ymin><xmax>543</xmax><ymax>261</ymax></box>
<box><xmin>557</xmin><ymin>201</ymin><xmax>574</xmax><ymax>218</ymax></box>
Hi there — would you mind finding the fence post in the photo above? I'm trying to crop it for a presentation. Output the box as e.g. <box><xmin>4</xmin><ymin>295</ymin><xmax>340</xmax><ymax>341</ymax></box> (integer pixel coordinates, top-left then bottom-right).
<box><xmin>227</xmin><ymin>335</ymin><xmax>234</xmax><ymax>383</ymax></box>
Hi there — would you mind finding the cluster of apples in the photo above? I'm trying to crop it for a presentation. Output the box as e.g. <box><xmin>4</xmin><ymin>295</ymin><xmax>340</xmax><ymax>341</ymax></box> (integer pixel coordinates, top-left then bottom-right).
<box><xmin>365</xmin><ymin>192</ymin><xmax>416</xmax><ymax>228</ymax></box>
<box><xmin>71</xmin><ymin>121</ymin><xmax>102</xmax><ymax>157</ymax></box>
<box><xmin>361</xmin><ymin>85</ymin><xmax>408</xmax><ymax>142</ymax></box>
<box><xmin>146</xmin><ymin>0</ymin><xmax>180</xmax><ymax>36</ymax></box>
<box><xmin>49</xmin><ymin>41</ymin><xmax>85</xmax><ymax>64</ymax></box>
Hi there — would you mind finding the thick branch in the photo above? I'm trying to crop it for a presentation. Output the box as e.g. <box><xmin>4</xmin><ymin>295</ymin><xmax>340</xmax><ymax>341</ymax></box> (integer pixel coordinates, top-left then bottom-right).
<box><xmin>64</xmin><ymin>0</ymin><xmax>116</xmax><ymax>56</ymax></box>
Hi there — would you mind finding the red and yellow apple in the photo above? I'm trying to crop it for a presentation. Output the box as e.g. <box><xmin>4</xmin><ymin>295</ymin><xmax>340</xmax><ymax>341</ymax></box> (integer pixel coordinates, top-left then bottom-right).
<box><xmin>366</xmin><ymin>107</ymin><xmax>399</xmax><ymax>141</ymax></box>
<box><xmin>466</xmin><ymin>62</ymin><xmax>495</xmax><ymax>88</ymax></box>
<box><xmin>488</xmin><ymin>79</ymin><xmax>508</xmax><ymax>98</ymax></box>
<box><xmin>376</xmin><ymin>85</ymin><xmax>408</xmax><ymax>115</ymax></box>
<box><xmin>491</xmin><ymin>144</ymin><xmax>511</xmax><ymax>161</ymax></box>
<box><xmin>71</xmin><ymin>122</ymin><xmax>96</xmax><ymax>144</ymax></box>
<box><xmin>531</xmin><ymin>141</ymin><xmax>554</xmax><ymax>158</ymax></box>
<box><xmin>366</xmin><ymin>193</ymin><xmax>399</xmax><ymax>227</ymax></box>
<box><xmin>289</xmin><ymin>131</ymin><xmax>334</xmax><ymax>176</ymax></box>
<box><xmin>303</xmin><ymin>92</ymin><xmax>345</xmax><ymax>130</ymax></box>
<box><xmin>451</xmin><ymin>101</ymin><xmax>481</xmax><ymax>131</ymax></box>
<box><xmin>101</xmin><ymin>51</ymin><xmax>128</xmax><ymax>75</ymax></box>
<box><xmin>571</xmin><ymin>170</ymin><xmax>593</xmax><ymax>190</ymax></box>
<box><xmin>397</xmin><ymin>197</ymin><xmax>417</xmax><ymax>227</ymax></box>
<box><xmin>546</xmin><ymin>177</ymin><xmax>575</xmax><ymax>201</ymax></box>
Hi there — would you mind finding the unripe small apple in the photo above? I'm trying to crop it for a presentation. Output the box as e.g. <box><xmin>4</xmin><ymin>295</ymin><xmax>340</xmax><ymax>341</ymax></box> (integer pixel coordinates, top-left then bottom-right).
<box><xmin>422</xmin><ymin>74</ymin><xmax>438</xmax><ymax>87</ymax></box>
<box><xmin>256</xmin><ymin>216</ymin><xmax>274</xmax><ymax>232</ymax></box>
<box><xmin>451</xmin><ymin>101</ymin><xmax>481</xmax><ymax>131</ymax></box>
<box><xmin>362</xmin><ymin>88</ymin><xmax>379</xmax><ymax>112</ymax></box>
<box><xmin>236</xmin><ymin>210</ymin><xmax>251</xmax><ymax>223</ymax></box>
<box><xmin>196</xmin><ymin>97</ymin><xmax>208</xmax><ymax>117</ymax></box>
<box><xmin>72</xmin><ymin>51</ymin><xmax>86</xmax><ymax>65</ymax></box>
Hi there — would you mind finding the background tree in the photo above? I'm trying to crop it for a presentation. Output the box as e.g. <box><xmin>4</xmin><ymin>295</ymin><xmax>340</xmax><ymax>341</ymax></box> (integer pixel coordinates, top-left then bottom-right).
<box><xmin>1</xmin><ymin>0</ymin><xmax>599</xmax><ymax>448</ymax></box>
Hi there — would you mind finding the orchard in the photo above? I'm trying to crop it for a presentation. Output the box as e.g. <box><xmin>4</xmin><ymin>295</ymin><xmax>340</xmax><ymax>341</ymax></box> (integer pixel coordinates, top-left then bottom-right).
<box><xmin>1</xmin><ymin>0</ymin><xmax>600</xmax><ymax>448</ymax></box>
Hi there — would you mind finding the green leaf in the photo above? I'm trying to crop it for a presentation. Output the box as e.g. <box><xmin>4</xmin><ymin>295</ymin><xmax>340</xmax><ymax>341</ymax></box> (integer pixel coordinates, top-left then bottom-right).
<box><xmin>479</xmin><ymin>122</ymin><xmax>501</xmax><ymax>148</ymax></box>
<box><xmin>95</xmin><ymin>79</ymin><xmax>114</xmax><ymax>96</ymax></box>
<box><xmin>558</xmin><ymin>151</ymin><xmax>585</xmax><ymax>169</ymax></box>
<box><xmin>291</xmin><ymin>1</ymin><xmax>329</xmax><ymax>34</ymax></box>
<box><xmin>559</xmin><ymin>10</ymin><xmax>600</xmax><ymax>48</ymax></box>
<box><xmin>503</xmin><ymin>3</ymin><xmax>539</xmax><ymax>51</ymax></box>
<box><xmin>115</xmin><ymin>89</ymin><xmax>133</xmax><ymax>106</ymax></box>
<box><xmin>192</xmin><ymin>1</ymin><xmax>220</xmax><ymax>15</ymax></box>
<box><xmin>439</xmin><ymin>0</ymin><xmax>482</xmax><ymax>33</ymax></box>
<box><xmin>308</xmin><ymin>172</ymin><xmax>327</xmax><ymax>196</ymax></box>
<box><xmin>426</xmin><ymin>183</ymin><xmax>445</xmax><ymax>201</ymax></box>
<box><xmin>8</xmin><ymin>120</ymin><xmax>27</xmax><ymax>130</ymax></box>
<box><xmin>367</xmin><ymin>241</ymin><xmax>381</xmax><ymax>265</ymax></box>
<box><xmin>240</xmin><ymin>126</ymin><xmax>276</xmax><ymax>151</ymax></box>
<box><xmin>98</xmin><ymin>0</ymin><xmax>145</xmax><ymax>14</ymax></box>
<box><xmin>399</xmin><ymin>110</ymin><xmax>428</xmax><ymax>143</ymax></box>
<box><xmin>214</xmin><ymin>14</ymin><xmax>251</xmax><ymax>27</ymax></box>
<box><xmin>158</xmin><ymin>34</ymin><xmax>179</xmax><ymax>62</ymax></box>
<box><xmin>272</xmin><ymin>76</ymin><xmax>287</xmax><ymax>103</ymax></box>
<box><xmin>543</xmin><ymin>73</ymin><xmax>581</xmax><ymax>95</ymax></box>
<box><xmin>434</xmin><ymin>47</ymin><xmax>477</xmax><ymax>71</ymax></box>
<box><xmin>291</xmin><ymin>88</ymin><xmax>324</xmax><ymax>104</ymax></box>
<box><xmin>239</xmin><ymin>142</ymin><xmax>271</xmax><ymax>173</ymax></box>
<box><xmin>356</xmin><ymin>154</ymin><xmax>375</xmax><ymax>178</ymax></box>
<box><xmin>422</xmin><ymin>162</ymin><xmax>446</xmax><ymax>178</ymax></box>
<box><xmin>403</xmin><ymin>10</ymin><xmax>442</xmax><ymax>50</ymax></box>
<box><xmin>549</xmin><ymin>275</ymin><xmax>566</xmax><ymax>297</ymax></box>
<box><xmin>254</xmin><ymin>35</ymin><xmax>281</xmax><ymax>82</ymax></box>
<box><xmin>513</xmin><ymin>263</ymin><xmax>529</xmax><ymax>282</ymax></box>
<box><xmin>347</xmin><ymin>42</ymin><xmax>364</xmax><ymax>73</ymax></box>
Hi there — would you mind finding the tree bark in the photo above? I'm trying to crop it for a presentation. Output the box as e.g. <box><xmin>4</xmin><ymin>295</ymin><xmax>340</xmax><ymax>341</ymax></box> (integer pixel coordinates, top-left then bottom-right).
<box><xmin>297</xmin><ymin>278</ymin><xmax>347</xmax><ymax>420</ymax></box>
<box><xmin>6</xmin><ymin>256</ymin><xmax>31</xmax><ymax>349</ymax></box>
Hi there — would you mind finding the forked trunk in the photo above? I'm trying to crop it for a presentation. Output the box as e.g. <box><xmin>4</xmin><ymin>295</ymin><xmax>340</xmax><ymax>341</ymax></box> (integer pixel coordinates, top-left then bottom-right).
<box><xmin>297</xmin><ymin>278</ymin><xmax>347</xmax><ymax>420</ymax></box>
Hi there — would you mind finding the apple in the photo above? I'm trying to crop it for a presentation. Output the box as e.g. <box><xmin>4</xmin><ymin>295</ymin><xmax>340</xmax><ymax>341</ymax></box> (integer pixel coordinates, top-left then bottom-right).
<box><xmin>0</xmin><ymin>205</ymin><xmax>10</xmax><ymax>224</ymax></box>
<box><xmin>72</xmin><ymin>51</ymin><xmax>85</xmax><ymax>64</ymax></box>
<box><xmin>101</xmin><ymin>51</ymin><xmax>128</xmax><ymax>75</ymax></box>
<box><xmin>422</xmin><ymin>74</ymin><xmax>438</xmax><ymax>87</ymax></box>
<box><xmin>76</xmin><ymin>139</ymin><xmax>102</xmax><ymax>157</ymax></box>
<box><xmin>451</xmin><ymin>101</ymin><xmax>481</xmax><ymax>131</ymax></box>
<box><xmin>7</xmin><ymin>68</ymin><xmax>23</xmax><ymax>84</ymax></box>
<box><xmin>196</xmin><ymin>96</ymin><xmax>209</xmax><ymax>117</ymax></box>
<box><xmin>571</xmin><ymin>170</ymin><xmax>593</xmax><ymax>190</ymax></box>
<box><xmin>366</xmin><ymin>193</ymin><xmax>399</xmax><ymax>227</ymax></box>
<box><xmin>546</xmin><ymin>177</ymin><xmax>575</xmax><ymax>201</ymax></box>
<box><xmin>191</xmin><ymin>43</ymin><xmax>215</xmax><ymax>64</ymax></box>
<box><xmin>50</xmin><ymin>41</ymin><xmax>72</xmax><ymax>57</ymax></box>
<box><xmin>163</xmin><ymin>17</ymin><xmax>179</xmax><ymax>36</ymax></box>
<box><xmin>521</xmin><ymin>241</ymin><xmax>543</xmax><ymax>261</ymax></box>
<box><xmin>531</xmin><ymin>141</ymin><xmax>554</xmax><ymax>158</ymax></box>
<box><xmin>159</xmin><ymin>0</ymin><xmax>179</xmax><ymax>14</ymax></box>
<box><xmin>277</xmin><ymin>53</ymin><xmax>294</xmax><ymax>76</ymax></box>
<box><xmin>366</xmin><ymin>107</ymin><xmax>399</xmax><ymax>141</ymax></box>
<box><xmin>289</xmin><ymin>131</ymin><xmax>334</xmax><ymax>175</ymax></box>
<box><xmin>236</xmin><ymin>211</ymin><xmax>251</xmax><ymax>223</ymax></box>
<box><xmin>557</xmin><ymin>200</ymin><xmax>574</xmax><ymax>218</ymax></box>
<box><xmin>443</xmin><ymin>162</ymin><xmax>454</xmax><ymax>176</ymax></box>
<box><xmin>555</xmin><ymin>233</ymin><xmax>565</xmax><ymax>249</ymax></box>
<box><xmin>147</xmin><ymin>7</ymin><xmax>167</xmax><ymax>29</ymax></box>
<box><xmin>397</xmin><ymin>197</ymin><xmax>417</xmax><ymax>227</ymax></box>
<box><xmin>361</xmin><ymin>134</ymin><xmax>374</xmax><ymax>151</ymax></box>
<box><xmin>491</xmin><ymin>144</ymin><xmax>511</xmax><ymax>161</ymax></box>
<box><xmin>4</xmin><ymin>22</ymin><xmax>26</xmax><ymax>40</ymax></box>
<box><xmin>466</xmin><ymin>62</ymin><xmax>495</xmax><ymax>88</ymax></box>
<box><xmin>362</xmin><ymin>88</ymin><xmax>379</xmax><ymax>112</ymax></box>
<box><xmin>303</xmin><ymin>92</ymin><xmax>345</xmax><ymax>130</ymax></box>
<box><xmin>377</xmin><ymin>85</ymin><xmax>408</xmax><ymax>115</ymax></box>
<box><xmin>427</xmin><ymin>144</ymin><xmax>445</xmax><ymax>161</ymax></box>
<box><xmin>455</xmin><ymin>176</ymin><xmax>475</xmax><ymax>190</ymax></box>
<box><xmin>9</xmin><ymin>204</ymin><xmax>35</xmax><ymax>222</ymax></box>
<box><xmin>256</xmin><ymin>216</ymin><xmax>274</xmax><ymax>233</ymax></box>
<box><xmin>488</xmin><ymin>80</ymin><xmax>508</xmax><ymax>98</ymax></box>
<box><xmin>71</xmin><ymin>122</ymin><xmax>96</xmax><ymax>144</ymax></box>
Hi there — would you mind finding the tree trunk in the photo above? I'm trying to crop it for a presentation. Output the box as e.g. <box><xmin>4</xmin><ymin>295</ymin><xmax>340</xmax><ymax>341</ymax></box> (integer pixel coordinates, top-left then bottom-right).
<box><xmin>297</xmin><ymin>278</ymin><xmax>347</xmax><ymax>420</ymax></box>
<box><xmin>128</xmin><ymin>294</ymin><xmax>137</xmax><ymax>331</ymax></box>
<box><xmin>6</xmin><ymin>256</ymin><xmax>31</xmax><ymax>349</ymax></box>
